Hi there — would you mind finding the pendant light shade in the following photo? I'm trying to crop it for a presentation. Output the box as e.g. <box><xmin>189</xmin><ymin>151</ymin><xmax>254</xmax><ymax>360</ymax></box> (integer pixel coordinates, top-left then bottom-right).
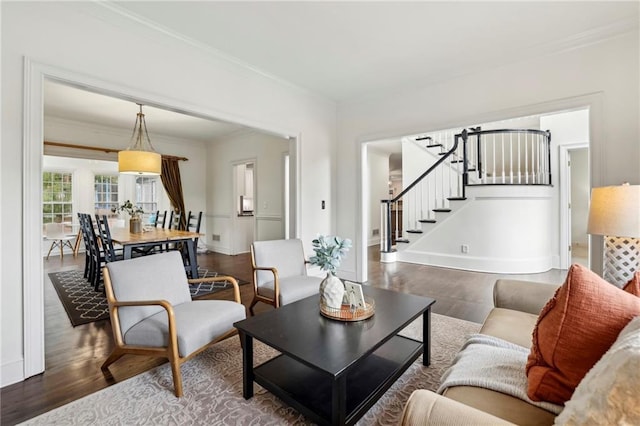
<box><xmin>118</xmin><ymin>104</ymin><xmax>161</xmax><ymax>175</ymax></box>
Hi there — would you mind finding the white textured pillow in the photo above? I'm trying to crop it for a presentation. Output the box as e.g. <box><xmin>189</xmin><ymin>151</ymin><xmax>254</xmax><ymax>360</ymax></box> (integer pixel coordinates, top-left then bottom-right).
<box><xmin>554</xmin><ymin>316</ymin><xmax>640</xmax><ymax>426</ymax></box>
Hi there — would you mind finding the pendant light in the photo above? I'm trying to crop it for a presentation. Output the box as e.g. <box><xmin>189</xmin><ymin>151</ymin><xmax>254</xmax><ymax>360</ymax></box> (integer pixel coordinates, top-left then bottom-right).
<box><xmin>118</xmin><ymin>104</ymin><xmax>162</xmax><ymax>175</ymax></box>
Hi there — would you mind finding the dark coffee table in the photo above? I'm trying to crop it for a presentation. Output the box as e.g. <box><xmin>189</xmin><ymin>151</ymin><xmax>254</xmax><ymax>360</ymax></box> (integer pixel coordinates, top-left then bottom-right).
<box><xmin>234</xmin><ymin>286</ymin><xmax>435</xmax><ymax>426</ymax></box>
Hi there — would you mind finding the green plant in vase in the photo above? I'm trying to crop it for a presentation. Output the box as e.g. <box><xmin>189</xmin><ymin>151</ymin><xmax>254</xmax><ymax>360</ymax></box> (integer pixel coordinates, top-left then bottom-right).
<box><xmin>310</xmin><ymin>235</ymin><xmax>352</xmax><ymax>309</ymax></box>
<box><xmin>112</xmin><ymin>200</ymin><xmax>144</xmax><ymax>232</ymax></box>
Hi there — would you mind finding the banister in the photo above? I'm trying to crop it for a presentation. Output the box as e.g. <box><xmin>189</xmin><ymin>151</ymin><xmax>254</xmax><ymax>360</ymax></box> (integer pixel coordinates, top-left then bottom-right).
<box><xmin>380</xmin><ymin>127</ymin><xmax>551</xmax><ymax>255</ymax></box>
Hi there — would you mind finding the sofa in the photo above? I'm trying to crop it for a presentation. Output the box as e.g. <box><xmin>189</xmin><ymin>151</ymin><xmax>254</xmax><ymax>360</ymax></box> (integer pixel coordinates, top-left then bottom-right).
<box><xmin>400</xmin><ymin>270</ymin><xmax>640</xmax><ymax>426</ymax></box>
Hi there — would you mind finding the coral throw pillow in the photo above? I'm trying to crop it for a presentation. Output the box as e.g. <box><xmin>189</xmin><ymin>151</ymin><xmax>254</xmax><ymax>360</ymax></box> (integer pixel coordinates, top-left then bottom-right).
<box><xmin>526</xmin><ymin>264</ymin><xmax>640</xmax><ymax>405</ymax></box>
<box><xmin>623</xmin><ymin>272</ymin><xmax>640</xmax><ymax>296</ymax></box>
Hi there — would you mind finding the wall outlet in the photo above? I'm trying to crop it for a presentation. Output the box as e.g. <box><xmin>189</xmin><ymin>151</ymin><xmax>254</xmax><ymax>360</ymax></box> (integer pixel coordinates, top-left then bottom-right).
<box><xmin>212</xmin><ymin>234</ymin><xmax>221</xmax><ymax>241</ymax></box>
<box><xmin>461</xmin><ymin>244</ymin><xmax>469</xmax><ymax>254</ymax></box>
<box><xmin>372</xmin><ymin>228</ymin><xmax>380</xmax><ymax>236</ymax></box>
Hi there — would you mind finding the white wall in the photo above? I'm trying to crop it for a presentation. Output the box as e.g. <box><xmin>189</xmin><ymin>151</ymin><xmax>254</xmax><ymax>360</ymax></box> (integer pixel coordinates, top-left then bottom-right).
<box><xmin>206</xmin><ymin>130</ymin><xmax>290</xmax><ymax>254</ymax></box>
<box><xmin>366</xmin><ymin>148</ymin><xmax>390</xmax><ymax>246</ymax></box>
<box><xmin>338</xmin><ymin>30</ymin><xmax>639</xmax><ymax>281</ymax></box>
<box><xmin>2</xmin><ymin>2</ymin><xmax>336</xmax><ymax>386</ymax></box>
<box><xmin>400</xmin><ymin>185</ymin><xmax>554</xmax><ymax>273</ymax></box>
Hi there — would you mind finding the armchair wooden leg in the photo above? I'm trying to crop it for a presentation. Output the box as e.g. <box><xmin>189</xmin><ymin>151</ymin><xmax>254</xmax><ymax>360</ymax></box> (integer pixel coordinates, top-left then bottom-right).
<box><xmin>170</xmin><ymin>360</ymin><xmax>184</xmax><ymax>397</ymax></box>
<box><xmin>101</xmin><ymin>348</ymin><xmax>125</xmax><ymax>370</ymax></box>
<box><xmin>249</xmin><ymin>297</ymin><xmax>258</xmax><ymax>316</ymax></box>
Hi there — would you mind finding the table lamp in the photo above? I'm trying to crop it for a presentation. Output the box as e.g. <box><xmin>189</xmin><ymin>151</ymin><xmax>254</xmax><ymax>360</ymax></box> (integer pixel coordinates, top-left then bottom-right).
<box><xmin>587</xmin><ymin>183</ymin><xmax>640</xmax><ymax>287</ymax></box>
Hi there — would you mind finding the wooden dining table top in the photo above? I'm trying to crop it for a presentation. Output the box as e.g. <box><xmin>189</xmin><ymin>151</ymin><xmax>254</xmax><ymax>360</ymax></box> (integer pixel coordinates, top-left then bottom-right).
<box><xmin>110</xmin><ymin>227</ymin><xmax>202</xmax><ymax>245</ymax></box>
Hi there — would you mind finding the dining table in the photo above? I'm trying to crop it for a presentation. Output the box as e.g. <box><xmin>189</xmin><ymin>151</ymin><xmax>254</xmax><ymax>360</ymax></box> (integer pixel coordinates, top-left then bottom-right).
<box><xmin>109</xmin><ymin>227</ymin><xmax>202</xmax><ymax>278</ymax></box>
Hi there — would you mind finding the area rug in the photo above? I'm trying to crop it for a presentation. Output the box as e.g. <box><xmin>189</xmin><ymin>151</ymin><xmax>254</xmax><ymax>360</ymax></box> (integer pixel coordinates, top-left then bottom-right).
<box><xmin>22</xmin><ymin>313</ymin><xmax>480</xmax><ymax>425</ymax></box>
<box><xmin>49</xmin><ymin>269</ymin><xmax>250</xmax><ymax>327</ymax></box>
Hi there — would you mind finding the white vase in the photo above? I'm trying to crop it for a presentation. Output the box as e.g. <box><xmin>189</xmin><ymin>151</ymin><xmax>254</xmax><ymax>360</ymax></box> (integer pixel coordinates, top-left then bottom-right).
<box><xmin>319</xmin><ymin>273</ymin><xmax>345</xmax><ymax>309</ymax></box>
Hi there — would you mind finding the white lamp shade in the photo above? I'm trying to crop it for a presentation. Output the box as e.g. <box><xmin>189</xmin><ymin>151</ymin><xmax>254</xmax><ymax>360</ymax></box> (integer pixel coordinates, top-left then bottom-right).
<box><xmin>587</xmin><ymin>185</ymin><xmax>640</xmax><ymax>238</ymax></box>
<box><xmin>118</xmin><ymin>150</ymin><xmax>162</xmax><ymax>175</ymax></box>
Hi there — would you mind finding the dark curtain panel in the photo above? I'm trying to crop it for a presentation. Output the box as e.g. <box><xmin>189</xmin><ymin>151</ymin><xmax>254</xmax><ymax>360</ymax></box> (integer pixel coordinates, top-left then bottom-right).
<box><xmin>160</xmin><ymin>157</ymin><xmax>187</xmax><ymax>229</ymax></box>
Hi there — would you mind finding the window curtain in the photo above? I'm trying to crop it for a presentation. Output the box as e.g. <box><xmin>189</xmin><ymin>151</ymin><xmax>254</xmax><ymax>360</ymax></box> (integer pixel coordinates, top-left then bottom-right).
<box><xmin>160</xmin><ymin>157</ymin><xmax>187</xmax><ymax>229</ymax></box>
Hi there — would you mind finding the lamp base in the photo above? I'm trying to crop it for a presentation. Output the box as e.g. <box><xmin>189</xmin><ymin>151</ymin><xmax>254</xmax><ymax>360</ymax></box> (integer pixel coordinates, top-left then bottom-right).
<box><xmin>603</xmin><ymin>236</ymin><xmax>640</xmax><ymax>287</ymax></box>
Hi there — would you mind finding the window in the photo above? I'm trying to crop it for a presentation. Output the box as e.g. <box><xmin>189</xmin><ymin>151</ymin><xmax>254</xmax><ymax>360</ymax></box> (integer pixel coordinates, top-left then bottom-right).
<box><xmin>43</xmin><ymin>171</ymin><xmax>73</xmax><ymax>224</ymax></box>
<box><xmin>136</xmin><ymin>176</ymin><xmax>158</xmax><ymax>213</ymax></box>
<box><xmin>94</xmin><ymin>174</ymin><xmax>119</xmax><ymax>216</ymax></box>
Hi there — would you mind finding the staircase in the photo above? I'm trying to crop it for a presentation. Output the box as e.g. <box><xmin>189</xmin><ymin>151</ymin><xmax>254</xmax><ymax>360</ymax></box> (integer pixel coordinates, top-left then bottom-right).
<box><xmin>380</xmin><ymin>128</ymin><xmax>552</xmax><ymax>272</ymax></box>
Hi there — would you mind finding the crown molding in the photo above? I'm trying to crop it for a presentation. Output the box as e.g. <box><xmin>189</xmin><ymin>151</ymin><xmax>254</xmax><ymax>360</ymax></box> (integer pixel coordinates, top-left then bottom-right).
<box><xmin>94</xmin><ymin>1</ymin><xmax>329</xmax><ymax>103</ymax></box>
<box><xmin>347</xmin><ymin>16</ymin><xmax>639</xmax><ymax>106</ymax></box>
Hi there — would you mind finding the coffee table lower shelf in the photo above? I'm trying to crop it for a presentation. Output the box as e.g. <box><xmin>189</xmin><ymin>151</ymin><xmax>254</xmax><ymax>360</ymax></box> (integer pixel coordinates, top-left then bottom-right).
<box><xmin>253</xmin><ymin>334</ymin><xmax>423</xmax><ymax>426</ymax></box>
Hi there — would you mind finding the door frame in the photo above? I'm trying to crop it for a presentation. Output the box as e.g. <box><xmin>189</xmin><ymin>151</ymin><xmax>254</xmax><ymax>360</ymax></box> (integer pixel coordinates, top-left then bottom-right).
<box><xmin>22</xmin><ymin>58</ymin><xmax>301</xmax><ymax>380</ymax></box>
<box><xmin>559</xmin><ymin>143</ymin><xmax>590</xmax><ymax>270</ymax></box>
<box><xmin>358</xmin><ymin>93</ymin><xmax>604</xmax><ymax>281</ymax></box>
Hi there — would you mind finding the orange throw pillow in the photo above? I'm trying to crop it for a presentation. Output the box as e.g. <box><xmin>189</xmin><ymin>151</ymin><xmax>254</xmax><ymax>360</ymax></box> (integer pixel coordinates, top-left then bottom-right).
<box><xmin>526</xmin><ymin>264</ymin><xmax>640</xmax><ymax>405</ymax></box>
<box><xmin>622</xmin><ymin>272</ymin><xmax>640</xmax><ymax>296</ymax></box>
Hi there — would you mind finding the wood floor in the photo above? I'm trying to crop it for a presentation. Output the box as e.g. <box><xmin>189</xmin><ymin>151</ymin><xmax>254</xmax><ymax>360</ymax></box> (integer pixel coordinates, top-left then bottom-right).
<box><xmin>0</xmin><ymin>246</ymin><xmax>567</xmax><ymax>425</ymax></box>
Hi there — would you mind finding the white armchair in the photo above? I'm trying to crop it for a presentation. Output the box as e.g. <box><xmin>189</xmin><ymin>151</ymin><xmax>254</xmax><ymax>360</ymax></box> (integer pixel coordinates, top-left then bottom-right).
<box><xmin>249</xmin><ymin>238</ymin><xmax>322</xmax><ymax>315</ymax></box>
<box><xmin>101</xmin><ymin>251</ymin><xmax>246</xmax><ymax>397</ymax></box>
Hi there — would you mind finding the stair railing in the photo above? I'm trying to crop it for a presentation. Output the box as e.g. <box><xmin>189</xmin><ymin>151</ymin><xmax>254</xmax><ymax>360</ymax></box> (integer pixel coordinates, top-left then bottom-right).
<box><xmin>380</xmin><ymin>128</ymin><xmax>552</xmax><ymax>255</ymax></box>
<box><xmin>380</xmin><ymin>134</ymin><xmax>460</xmax><ymax>253</ymax></box>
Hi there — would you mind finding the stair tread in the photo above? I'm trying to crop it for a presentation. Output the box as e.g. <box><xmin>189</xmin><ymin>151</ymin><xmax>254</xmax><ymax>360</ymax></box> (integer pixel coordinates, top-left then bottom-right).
<box><xmin>419</xmin><ymin>219</ymin><xmax>436</xmax><ymax>223</ymax></box>
<box><xmin>415</xmin><ymin>136</ymin><xmax>432</xmax><ymax>141</ymax></box>
<box><xmin>450</xmin><ymin>160</ymin><xmax>465</xmax><ymax>163</ymax></box>
<box><xmin>406</xmin><ymin>229</ymin><xmax>423</xmax><ymax>234</ymax></box>
<box><xmin>395</xmin><ymin>239</ymin><xmax>410</xmax><ymax>243</ymax></box>
<box><xmin>433</xmin><ymin>208</ymin><xmax>452</xmax><ymax>212</ymax></box>
<box><xmin>447</xmin><ymin>197</ymin><xmax>467</xmax><ymax>201</ymax></box>
<box><xmin>425</xmin><ymin>144</ymin><xmax>442</xmax><ymax>148</ymax></box>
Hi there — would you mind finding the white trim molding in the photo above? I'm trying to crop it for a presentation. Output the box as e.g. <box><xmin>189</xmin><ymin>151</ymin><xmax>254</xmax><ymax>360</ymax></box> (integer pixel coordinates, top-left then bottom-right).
<box><xmin>21</xmin><ymin>58</ymin><xmax>303</xmax><ymax>384</ymax></box>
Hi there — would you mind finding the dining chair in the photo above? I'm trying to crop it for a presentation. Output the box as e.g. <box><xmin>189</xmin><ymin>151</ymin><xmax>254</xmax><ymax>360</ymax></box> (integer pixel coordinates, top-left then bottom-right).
<box><xmin>44</xmin><ymin>222</ymin><xmax>76</xmax><ymax>260</ymax></box>
<box><xmin>154</xmin><ymin>210</ymin><xmax>167</xmax><ymax>228</ymax></box>
<box><xmin>101</xmin><ymin>251</ymin><xmax>246</xmax><ymax>397</ymax></box>
<box><xmin>249</xmin><ymin>238</ymin><xmax>322</xmax><ymax>315</ymax></box>
<box><xmin>95</xmin><ymin>215</ymin><xmax>124</xmax><ymax>263</ymax></box>
<box><xmin>80</xmin><ymin>214</ymin><xmax>107</xmax><ymax>291</ymax></box>
<box><xmin>180</xmin><ymin>211</ymin><xmax>203</xmax><ymax>277</ymax></box>
<box><xmin>168</xmin><ymin>210</ymin><xmax>184</xmax><ymax>230</ymax></box>
<box><xmin>77</xmin><ymin>213</ymin><xmax>92</xmax><ymax>279</ymax></box>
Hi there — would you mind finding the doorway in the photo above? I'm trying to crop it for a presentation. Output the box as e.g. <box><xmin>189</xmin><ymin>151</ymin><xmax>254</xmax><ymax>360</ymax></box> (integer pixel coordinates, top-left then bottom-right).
<box><xmin>22</xmin><ymin>62</ymin><xmax>301</xmax><ymax>381</ymax></box>
<box><xmin>560</xmin><ymin>145</ymin><xmax>590</xmax><ymax>268</ymax></box>
<box><xmin>232</xmin><ymin>160</ymin><xmax>256</xmax><ymax>254</ymax></box>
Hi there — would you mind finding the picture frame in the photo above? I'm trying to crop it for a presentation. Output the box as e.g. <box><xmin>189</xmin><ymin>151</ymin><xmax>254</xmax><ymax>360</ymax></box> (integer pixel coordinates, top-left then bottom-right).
<box><xmin>344</xmin><ymin>281</ymin><xmax>366</xmax><ymax>309</ymax></box>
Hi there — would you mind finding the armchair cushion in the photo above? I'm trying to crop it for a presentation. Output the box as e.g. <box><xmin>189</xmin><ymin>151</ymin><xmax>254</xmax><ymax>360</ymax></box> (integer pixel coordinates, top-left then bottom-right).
<box><xmin>257</xmin><ymin>275</ymin><xmax>322</xmax><ymax>305</ymax></box>
<box><xmin>124</xmin><ymin>300</ymin><xmax>246</xmax><ymax>357</ymax></box>
<box><xmin>106</xmin><ymin>251</ymin><xmax>192</xmax><ymax>335</ymax></box>
<box><xmin>252</xmin><ymin>239</ymin><xmax>307</xmax><ymax>286</ymax></box>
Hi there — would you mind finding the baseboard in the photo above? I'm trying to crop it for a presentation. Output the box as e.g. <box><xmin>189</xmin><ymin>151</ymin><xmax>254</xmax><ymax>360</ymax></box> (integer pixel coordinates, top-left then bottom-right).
<box><xmin>397</xmin><ymin>250</ymin><xmax>553</xmax><ymax>274</ymax></box>
<box><xmin>1</xmin><ymin>359</ymin><xmax>25</xmax><ymax>387</ymax></box>
<box><xmin>204</xmin><ymin>244</ymin><xmax>232</xmax><ymax>255</ymax></box>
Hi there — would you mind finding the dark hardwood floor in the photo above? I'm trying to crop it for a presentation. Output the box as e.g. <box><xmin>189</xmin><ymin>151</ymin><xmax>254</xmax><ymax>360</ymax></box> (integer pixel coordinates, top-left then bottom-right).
<box><xmin>0</xmin><ymin>246</ymin><xmax>567</xmax><ymax>425</ymax></box>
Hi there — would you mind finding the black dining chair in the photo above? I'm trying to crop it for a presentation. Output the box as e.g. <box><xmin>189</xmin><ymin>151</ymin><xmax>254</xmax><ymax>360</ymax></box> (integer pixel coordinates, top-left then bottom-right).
<box><xmin>95</xmin><ymin>215</ymin><xmax>124</xmax><ymax>264</ymax></box>
<box><xmin>154</xmin><ymin>210</ymin><xmax>168</xmax><ymax>228</ymax></box>
<box><xmin>77</xmin><ymin>213</ymin><xmax>92</xmax><ymax>279</ymax></box>
<box><xmin>168</xmin><ymin>210</ymin><xmax>183</xmax><ymax>230</ymax></box>
<box><xmin>181</xmin><ymin>211</ymin><xmax>203</xmax><ymax>277</ymax></box>
<box><xmin>80</xmin><ymin>214</ymin><xmax>107</xmax><ymax>291</ymax></box>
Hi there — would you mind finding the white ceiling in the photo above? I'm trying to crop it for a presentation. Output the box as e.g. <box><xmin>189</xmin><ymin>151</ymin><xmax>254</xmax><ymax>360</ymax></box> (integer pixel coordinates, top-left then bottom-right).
<box><xmin>44</xmin><ymin>81</ymin><xmax>245</xmax><ymax>143</ymax></box>
<box><xmin>45</xmin><ymin>1</ymin><xmax>638</xmax><ymax>144</ymax></box>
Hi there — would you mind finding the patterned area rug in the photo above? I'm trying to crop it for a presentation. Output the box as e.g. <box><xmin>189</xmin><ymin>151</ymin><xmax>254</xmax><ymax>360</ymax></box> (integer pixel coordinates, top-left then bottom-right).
<box><xmin>23</xmin><ymin>313</ymin><xmax>481</xmax><ymax>425</ymax></box>
<box><xmin>49</xmin><ymin>269</ymin><xmax>250</xmax><ymax>327</ymax></box>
